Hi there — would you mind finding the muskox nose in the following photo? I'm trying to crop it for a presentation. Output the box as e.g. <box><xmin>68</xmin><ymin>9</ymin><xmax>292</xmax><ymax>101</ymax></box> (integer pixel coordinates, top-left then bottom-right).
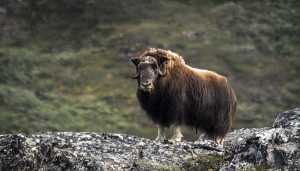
<box><xmin>142</xmin><ymin>81</ymin><xmax>151</xmax><ymax>87</ymax></box>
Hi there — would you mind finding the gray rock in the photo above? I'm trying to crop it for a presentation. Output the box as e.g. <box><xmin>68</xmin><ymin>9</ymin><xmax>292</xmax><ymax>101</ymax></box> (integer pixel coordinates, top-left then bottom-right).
<box><xmin>0</xmin><ymin>108</ymin><xmax>299</xmax><ymax>170</ymax></box>
<box><xmin>223</xmin><ymin>108</ymin><xmax>300</xmax><ymax>171</ymax></box>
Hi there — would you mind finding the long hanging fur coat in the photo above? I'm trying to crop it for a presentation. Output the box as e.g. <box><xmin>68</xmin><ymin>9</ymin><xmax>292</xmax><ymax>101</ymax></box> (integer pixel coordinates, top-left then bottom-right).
<box><xmin>135</xmin><ymin>48</ymin><xmax>237</xmax><ymax>139</ymax></box>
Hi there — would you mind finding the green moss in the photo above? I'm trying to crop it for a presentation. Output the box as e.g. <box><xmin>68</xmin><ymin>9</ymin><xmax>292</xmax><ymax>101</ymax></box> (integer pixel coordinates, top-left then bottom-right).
<box><xmin>255</xmin><ymin>165</ymin><xmax>272</xmax><ymax>171</ymax></box>
<box><xmin>183</xmin><ymin>154</ymin><xmax>226</xmax><ymax>171</ymax></box>
<box><xmin>133</xmin><ymin>159</ymin><xmax>182</xmax><ymax>171</ymax></box>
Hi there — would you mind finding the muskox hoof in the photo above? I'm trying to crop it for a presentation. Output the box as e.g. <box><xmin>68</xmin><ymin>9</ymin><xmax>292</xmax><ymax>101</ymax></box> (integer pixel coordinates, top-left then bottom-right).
<box><xmin>169</xmin><ymin>135</ymin><xmax>183</xmax><ymax>143</ymax></box>
<box><xmin>169</xmin><ymin>138</ymin><xmax>182</xmax><ymax>144</ymax></box>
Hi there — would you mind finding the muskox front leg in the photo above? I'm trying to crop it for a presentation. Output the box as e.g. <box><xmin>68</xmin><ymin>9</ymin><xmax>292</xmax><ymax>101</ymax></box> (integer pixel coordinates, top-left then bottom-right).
<box><xmin>216</xmin><ymin>137</ymin><xmax>224</xmax><ymax>145</ymax></box>
<box><xmin>155</xmin><ymin>125</ymin><xmax>166</xmax><ymax>142</ymax></box>
<box><xmin>170</xmin><ymin>126</ymin><xmax>183</xmax><ymax>142</ymax></box>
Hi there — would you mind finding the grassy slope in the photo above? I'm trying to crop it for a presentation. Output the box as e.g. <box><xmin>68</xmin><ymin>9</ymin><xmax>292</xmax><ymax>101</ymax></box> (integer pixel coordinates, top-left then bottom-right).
<box><xmin>0</xmin><ymin>0</ymin><xmax>299</xmax><ymax>139</ymax></box>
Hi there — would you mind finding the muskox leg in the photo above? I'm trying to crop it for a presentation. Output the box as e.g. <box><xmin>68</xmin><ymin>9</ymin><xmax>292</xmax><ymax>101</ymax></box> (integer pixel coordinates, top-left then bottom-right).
<box><xmin>216</xmin><ymin>137</ymin><xmax>224</xmax><ymax>145</ymax></box>
<box><xmin>170</xmin><ymin>126</ymin><xmax>183</xmax><ymax>142</ymax></box>
<box><xmin>155</xmin><ymin>125</ymin><xmax>166</xmax><ymax>142</ymax></box>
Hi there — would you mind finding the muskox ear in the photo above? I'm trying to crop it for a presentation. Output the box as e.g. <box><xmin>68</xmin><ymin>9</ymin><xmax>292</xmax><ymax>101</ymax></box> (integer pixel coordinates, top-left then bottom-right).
<box><xmin>130</xmin><ymin>57</ymin><xmax>140</xmax><ymax>66</ymax></box>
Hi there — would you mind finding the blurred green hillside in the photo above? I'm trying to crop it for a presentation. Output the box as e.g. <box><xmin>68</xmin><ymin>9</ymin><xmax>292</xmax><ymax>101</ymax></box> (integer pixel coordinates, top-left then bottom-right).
<box><xmin>0</xmin><ymin>0</ymin><xmax>299</xmax><ymax>139</ymax></box>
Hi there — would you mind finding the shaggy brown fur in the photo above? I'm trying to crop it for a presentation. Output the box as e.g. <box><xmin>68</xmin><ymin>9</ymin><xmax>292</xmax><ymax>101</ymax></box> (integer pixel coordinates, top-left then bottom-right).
<box><xmin>131</xmin><ymin>48</ymin><xmax>237</xmax><ymax>143</ymax></box>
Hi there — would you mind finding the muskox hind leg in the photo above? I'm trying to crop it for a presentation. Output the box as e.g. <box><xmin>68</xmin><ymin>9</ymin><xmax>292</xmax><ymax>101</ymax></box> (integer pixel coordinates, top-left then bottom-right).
<box><xmin>155</xmin><ymin>125</ymin><xmax>166</xmax><ymax>142</ymax></box>
<box><xmin>170</xmin><ymin>126</ymin><xmax>183</xmax><ymax>142</ymax></box>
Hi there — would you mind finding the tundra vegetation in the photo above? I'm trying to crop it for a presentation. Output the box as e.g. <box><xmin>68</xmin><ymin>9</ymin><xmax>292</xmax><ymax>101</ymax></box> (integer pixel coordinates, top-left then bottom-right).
<box><xmin>0</xmin><ymin>0</ymin><xmax>299</xmax><ymax>139</ymax></box>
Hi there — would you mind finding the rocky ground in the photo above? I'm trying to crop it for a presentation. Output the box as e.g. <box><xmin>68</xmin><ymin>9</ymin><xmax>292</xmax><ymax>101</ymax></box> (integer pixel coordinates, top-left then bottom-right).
<box><xmin>0</xmin><ymin>108</ymin><xmax>299</xmax><ymax>171</ymax></box>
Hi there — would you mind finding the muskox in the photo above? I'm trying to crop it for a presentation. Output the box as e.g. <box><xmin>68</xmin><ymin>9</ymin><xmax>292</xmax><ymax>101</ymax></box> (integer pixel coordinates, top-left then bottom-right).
<box><xmin>130</xmin><ymin>48</ymin><xmax>237</xmax><ymax>144</ymax></box>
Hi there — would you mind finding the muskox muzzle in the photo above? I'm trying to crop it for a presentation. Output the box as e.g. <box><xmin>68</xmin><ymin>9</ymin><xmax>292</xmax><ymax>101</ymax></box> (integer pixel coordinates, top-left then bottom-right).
<box><xmin>140</xmin><ymin>80</ymin><xmax>154</xmax><ymax>92</ymax></box>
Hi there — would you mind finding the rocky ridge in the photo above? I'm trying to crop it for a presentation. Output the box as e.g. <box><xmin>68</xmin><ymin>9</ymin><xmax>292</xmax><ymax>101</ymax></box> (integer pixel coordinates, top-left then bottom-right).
<box><xmin>0</xmin><ymin>108</ymin><xmax>299</xmax><ymax>170</ymax></box>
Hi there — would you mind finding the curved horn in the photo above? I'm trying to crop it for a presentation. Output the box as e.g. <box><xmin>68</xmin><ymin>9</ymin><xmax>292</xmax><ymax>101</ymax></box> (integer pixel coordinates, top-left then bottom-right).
<box><xmin>130</xmin><ymin>66</ymin><xmax>140</xmax><ymax>79</ymax></box>
<box><xmin>130</xmin><ymin>73</ymin><xmax>139</xmax><ymax>79</ymax></box>
<box><xmin>158</xmin><ymin>69</ymin><xmax>167</xmax><ymax>76</ymax></box>
<box><xmin>158</xmin><ymin>65</ymin><xmax>167</xmax><ymax>76</ymax></box>
<box><xmin>130</xmin><ymin>57</ymin><xmax>140</xmax><ymax>79</ymax></box>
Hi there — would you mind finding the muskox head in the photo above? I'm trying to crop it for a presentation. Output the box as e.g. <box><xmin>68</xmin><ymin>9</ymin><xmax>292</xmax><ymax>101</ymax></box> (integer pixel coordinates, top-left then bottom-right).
<box><xmin>130</xmin><ymin>55</ymin><xmax>168</xmax><ymax>92</ymax></box>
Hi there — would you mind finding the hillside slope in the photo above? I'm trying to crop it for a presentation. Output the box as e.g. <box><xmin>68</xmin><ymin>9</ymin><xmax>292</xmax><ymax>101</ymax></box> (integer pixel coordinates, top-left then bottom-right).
<box><xmin>0</xmin><ymin>0</ymin><xmax>299</xmax><ymax>138</ymax></box>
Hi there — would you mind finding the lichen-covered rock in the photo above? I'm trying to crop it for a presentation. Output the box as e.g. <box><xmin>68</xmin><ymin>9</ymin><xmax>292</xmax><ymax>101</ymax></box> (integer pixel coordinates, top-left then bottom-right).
<box><xmin>222</xmin><ymin>108</ymin><xmax>300</xmax><ymax>171</ymax></box>
<box><xmin>0</xmin><ymin>108</ymin><xmax>299</xmax><ymax>171</ymax></box>
<box><xmin>0</xmin><ymin>132</ymin><xmax>223</xmax><ymax>170</ymax></box>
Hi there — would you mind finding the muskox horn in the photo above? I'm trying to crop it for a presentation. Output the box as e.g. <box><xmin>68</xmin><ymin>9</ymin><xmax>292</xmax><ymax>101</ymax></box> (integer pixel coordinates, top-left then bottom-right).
<box><xmin>158</xmin><ymin>66</ymin><xmax>167</xmax><ymax>76</ymax></box>
<box><xmin>130</xmin><ymin>57</ymin><xmax>141</xmax><ymax>79</ymax></box>
<box><xmin>130</xmin><ymin>73</ymin><xmax>139</xmax><ymax>79</ymax></box>
<box><xmin>157</xmin><ymin>58</ymin><xmax>168</xmax><ymax>77</ymax></box>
